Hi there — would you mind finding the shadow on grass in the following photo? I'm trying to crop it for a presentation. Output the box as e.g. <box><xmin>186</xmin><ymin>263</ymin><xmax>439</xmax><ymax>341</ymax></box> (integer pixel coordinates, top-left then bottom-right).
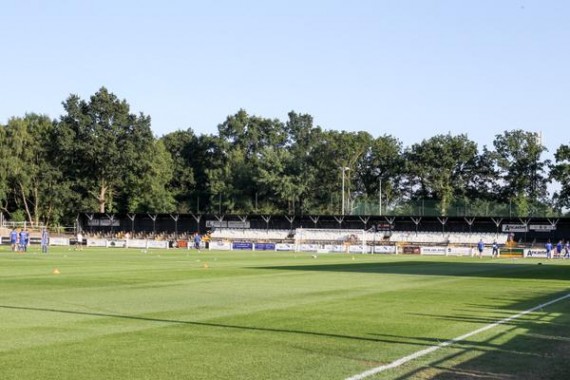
<box><xmin>257</xmin><ymin>260</ymin><xmax>570</xmax><ymax>281</ymax></box>
<box><xmin>368</xmin><ymin>290</ymin><xmax>570</xmax><ymax>380</ymax></box>
<box><xmin>394</xmin><ymin>312</ymin><xmax>570</xmax><ymax>380</ymax></box>
<box><xmin>0</xmin><ymin>304</ymin><xmax>432</xmax><ymax>348</ymax></box>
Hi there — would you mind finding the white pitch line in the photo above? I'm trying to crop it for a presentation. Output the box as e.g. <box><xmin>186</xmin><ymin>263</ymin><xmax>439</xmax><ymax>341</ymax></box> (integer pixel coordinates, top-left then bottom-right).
<box><xmin>346</xmin><ymin>293</ymin><xmax>570</xmax><ymax>380</ymax></box>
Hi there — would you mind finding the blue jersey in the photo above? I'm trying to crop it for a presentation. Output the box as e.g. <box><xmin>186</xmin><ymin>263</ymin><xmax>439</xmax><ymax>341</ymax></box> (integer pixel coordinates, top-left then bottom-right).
<box><xmin>20</xmin><ymin>231</ymin><xmax>29</xmax><ymax>244</ymax></box>
<box><xmin>477</xmin><ymin>241</ymin><xmax>484</xmax><ymax>251</ymax></box>
<box><xmin>10</xmin><ymin>230</ymin><xmax>18</xmax><ymax>243</ymax></box>
<box><xmin>41</xmin><ymin>231</ymin><xmax>49</xmax><ymax>245</ymax></box>
<box><xmin>545</xmin><ymin>242</ymin><xmax>552</xmax><ymax>252</ymax></box>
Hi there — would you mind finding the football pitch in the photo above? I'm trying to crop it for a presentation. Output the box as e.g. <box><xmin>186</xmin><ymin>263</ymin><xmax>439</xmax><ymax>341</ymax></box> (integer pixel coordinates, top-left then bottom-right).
<box><xmin>1</xmin><ymin>247</ymin><xmax>569</xmax><ymax>379</ymax></box>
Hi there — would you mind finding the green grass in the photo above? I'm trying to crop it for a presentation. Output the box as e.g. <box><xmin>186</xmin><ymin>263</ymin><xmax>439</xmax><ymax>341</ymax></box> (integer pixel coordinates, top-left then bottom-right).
<box><xmin>1</xmin><ymin>247</ymin><xmax>569</xmax><ymax>379</ymax></box>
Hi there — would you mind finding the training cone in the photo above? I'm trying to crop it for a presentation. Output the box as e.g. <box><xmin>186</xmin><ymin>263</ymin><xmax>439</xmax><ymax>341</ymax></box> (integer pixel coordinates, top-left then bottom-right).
<box><xmin>203</xmin><ymin>263</ymin><xmax>209</xmax><ymax>269</ymax></box>
<box><xmin>52</xmin><ymin>268</ymin><xmax>60</xmax><ymax>275</ymax></box>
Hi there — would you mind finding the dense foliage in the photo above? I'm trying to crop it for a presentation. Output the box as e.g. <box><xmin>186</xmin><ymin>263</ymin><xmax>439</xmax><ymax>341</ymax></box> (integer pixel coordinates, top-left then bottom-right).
<box><xmin>1</xmin><ymin>87</ymin><xmax>567</xmax><ymax>225</ymax></box>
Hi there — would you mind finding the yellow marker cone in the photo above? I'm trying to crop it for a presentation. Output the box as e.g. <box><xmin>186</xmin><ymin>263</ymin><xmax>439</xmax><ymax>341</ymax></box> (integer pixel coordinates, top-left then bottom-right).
<box><xmin>52</xmin><ymin>268</ymin><xmax>60</xmax><ymax>275</ymax></box>
<box><xmin>203</xmin><ymin>263</ymin><xmax>209</xmax><ymax>269</ymax></box>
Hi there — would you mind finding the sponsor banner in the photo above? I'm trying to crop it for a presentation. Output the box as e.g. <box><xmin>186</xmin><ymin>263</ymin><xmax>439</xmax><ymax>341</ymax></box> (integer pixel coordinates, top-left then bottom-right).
<box><xmin>328</xmin><ymin>245</ymin><xmax>346</xmax><ymax>253</ymax></box>
<box><xmin>146</xmin><ymin>240</ymin><xmax>169</xmax><ymax>249</ymax></box>
<box><xmin>446</xmin><ymin>247</ymin><xmax>474</xmax><ymax>256</ymax></box>
<box><xmin>176</xmin><ymin>240</ymin><xmax>188</xmax><ymax>248</ymax></box>
<box><xmin>206</xmin><ymin>220</ymin><xmax>251</xmax><ymax>229</ymax></box>
<box><xmin>127</xmin><ymin>239</ymin><xmax>147</xmax><ymax>248</ymax></box>
<box><xmin>107</xmin><ymin>239</ymin><xmax>126</xmax><ymax>248</ymax></box>
<box><xmin>529</xmin><ymin>224</ymin><xmax>556</xmax><ymax>232</ymax></box>
<box><xmin>373</xmin><ymin>245</ymin><xmax>397</xmax><ymax>254</ymax></box>
<box><xmin>254</xmin><ymin>242</ymin><xmax>276</xmax><ymax>251</ymax></box>
<box><xmin>232</xmin><ymin>242</ymin><xmax>253</xmax><ymax>250</ymax></box>
<box><xmin>88</xmin><ymin>218</ymin><xmax>120</xmax><ymax>227</ymax></box>
<box><xmin>376</xmin><ymin>223</ymin><xmax>394</xmax><ymax>231</ymax></box>
<box><xmin>500</xmin><ymin>248</ymin><xmax>524</xmax><ymax>256</ymax></box>
<box><xmin>0</xmin><ymin>236</ymin><xmax>10</xmax><ymax>245</ymax></box>
<box><xmin>209</xmin><ymin>241</ymin><xmax>232</xmax><ymax>250</ymax></box>
<box><xmin>49</xmin><ymin>237</ymin><xmax>70</xmax><ymax>245</ymax></box>
<box><xmin>403</xmin><ymin>246</ymin><xmax>421</xmax><ymax>254</ymax></box>
<box><xmin>348</xmin><ymin>245</ymin><xmax>369</xmax><ymax>253</ymax></box>
<box><xmin>87</xmin><ymin>238</ymin><xmax>107</xmax><ymax>247</ymax></box>
<box><xmin>524</xmin><ymin>249</ymin><xmax>548</xmax><ymax>258</ymax></box>
<box><xmin>502</xmin><ymin>224</ymin><xmax>528</xmax><ymax>233</ymax></box>
<box><xmin>501</xmin><ymin>253</ymin><xmax>523</xmax><ymax>258</ymax></box>
<box><xmin>298</xmin><ymin>244</ymin><xmax>319</xmax><ymax>252</ymax></box>
<box><xmin>275</xmin><ymin>243</ymin><xmax>295</xmax><ymax>251</ymax></box>
<box><xmin>420</xmin><ymin>246</ymin><xmax>447</xmax><ymax>255</ymax></box>
<box><xmin>228</xmin><ymin>221</ymin><xmax>251</xmax><ymax>228</ymax></box>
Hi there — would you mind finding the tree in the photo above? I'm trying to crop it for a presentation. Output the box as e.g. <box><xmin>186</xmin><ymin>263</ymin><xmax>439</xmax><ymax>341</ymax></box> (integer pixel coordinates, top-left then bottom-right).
<box><xmin>491</xmin><ymin>130</ymin><xmax>550</xmax><ymax>215</ymax></box>
<box><xmin>122</xmin><ymin>139</ymin><xmax>176</xmax><ymax>212</ymax></box>
<box><xmin>307</xmin><ymin>130</ymin><xmax>372</xmax><ymax>214</ymax></box>
<box><xmin>213</xmin><ymin>110</ymin><xmax>287</xmax><ymax>213</ymax></box>
<box><xmin>161</xmin><ymin>129</ymin><xmax>197</xmax><ymax>211</ymax></box>
<box><xmin>283</xmin><ymin>112</ymin><xmax>322</xmax><ymax>214</ymax></box>
<box><xmin>0</xmin><ymin>123</ymin><xmax>9</xmax><ymax>213</ymax></box>
<box><xmin>550</xmin><ymin>144</ymin><xmax>570</xmax><ymax>211</ymax></box>
<box><xmin>2</xmin><ymin>114</ymin><xmax>66</xmax><ymax>225</ymax></box>
<box><xmin>403</xmin><ymin>134</ymin><xmax>479</xmax><ymax>215</ymax></box>
<box><xmin>54</xmin><ymin>87</ymin><xmax>165</xmax><ymax>213</ymax></box>
<box><xmin>356</xmin><ymin>135</ymin><xmax>405</xmax><ymax>213</ymax></box>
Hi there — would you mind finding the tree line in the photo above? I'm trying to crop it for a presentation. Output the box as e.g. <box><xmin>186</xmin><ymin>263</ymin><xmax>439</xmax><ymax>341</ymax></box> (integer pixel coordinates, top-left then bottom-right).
<box><xmin>1</xmin><ymin>87</ymin><xmax>570</xmax><ymax>226</ymax></box>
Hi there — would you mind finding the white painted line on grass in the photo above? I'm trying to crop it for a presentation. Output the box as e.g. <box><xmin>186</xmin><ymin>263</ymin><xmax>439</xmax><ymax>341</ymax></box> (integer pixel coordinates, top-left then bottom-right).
<box><xmin>346</xmin><ymin>293</ymin><xmax>570</xmax><ymax>380</ymax></box>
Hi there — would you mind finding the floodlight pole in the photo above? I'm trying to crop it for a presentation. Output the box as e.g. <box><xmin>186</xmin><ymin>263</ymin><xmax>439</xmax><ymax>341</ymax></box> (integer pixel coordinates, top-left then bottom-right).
<box><xmin>379</xmin><ymin>177</ymin><xmax>382</xmax><ymax>216</ymax></box>
<box><xmin>341</xmin><ymin>167</ymin><xmax>350</xmax><ymax>215</ymax></box>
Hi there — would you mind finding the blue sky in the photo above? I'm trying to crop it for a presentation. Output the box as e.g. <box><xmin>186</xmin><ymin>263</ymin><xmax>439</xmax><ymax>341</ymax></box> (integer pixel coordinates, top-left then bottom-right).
<box><xmin>1</xmin><ymin>0</ymin><xmax>569</xmax><ymax>155</ymax></box>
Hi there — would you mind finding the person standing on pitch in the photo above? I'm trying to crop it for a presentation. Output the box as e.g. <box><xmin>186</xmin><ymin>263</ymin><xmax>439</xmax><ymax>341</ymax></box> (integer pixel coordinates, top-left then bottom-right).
<box><xmin>76</xmin><ymin>231</ymin><xmax>83</xmax><ymax>251</ymax></box>
<box><xmin>545</xmin><ymin>240</ymin><xmax>553</xmax><ymax>259</ymax></box>
<box><xmin>19</xmin><ymin>228</ymin><xmax>29</xmax><ymax>252</ymax></box>
<box><xmin>477</xmin><ymin>239</ymin><xmax>484</xmax><ymax>258</ymax></box>
<box><xmin>41</xmin><ymin>228</ymin><xmax>49</xmax><ymax>254</ymax></box>
<box><xmin>10</xmin><ymin>228</ymin><xmax>18</xmax><ymax>252</ymax></box>
<box><xmin>564</xmin><ymin>240</ymin><xmax>570</xmax><ymax>259</ymax></box>
<box><xmin>492</xmin><ymin>241</ymin><xmax>499</xmax><ymax>258</ymax></box>
<box><xmin>194</xmin><ymin>232</ymin><xmax>202</xmax><ymax>250</ymax></box>
<box><xmin>555</xmin><ymin>240</ymin><xmax>563</xmax><ymax>258</ymax></box>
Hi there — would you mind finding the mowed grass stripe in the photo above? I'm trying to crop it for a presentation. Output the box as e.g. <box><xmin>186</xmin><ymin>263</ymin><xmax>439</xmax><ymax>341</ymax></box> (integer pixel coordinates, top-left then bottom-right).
<box><xmin>1</xmin><ymin>249</ymin><xmax>569</xmax><ymax>379</ymax></box>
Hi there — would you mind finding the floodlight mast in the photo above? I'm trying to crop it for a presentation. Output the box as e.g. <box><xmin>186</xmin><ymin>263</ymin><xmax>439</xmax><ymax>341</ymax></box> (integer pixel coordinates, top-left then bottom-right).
<box><xmin>341</xmin><ymin>167</ymin><xmax>350</xmax><ymax>215</ymax></box>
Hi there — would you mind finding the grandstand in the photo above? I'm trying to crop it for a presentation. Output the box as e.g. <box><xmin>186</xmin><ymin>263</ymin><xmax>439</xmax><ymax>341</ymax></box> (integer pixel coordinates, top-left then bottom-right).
<box><xmin>2</xmin><ymin>213</ymin><xmax>564</xmax><ymax>256</ymax></box>
<box><xmin>383</xmin><ymin>231</ymin><xmax>508</xmax><ymax>245</ymax></box>
<box><xmin>67</xmin><ymin>213</ymin><xmax>565</xmax><ymax>243</ymax></box>
<box><xmin>207</xmin><ymin>227</ymin><xmax>510</xmax><ymax>248</ymax></box>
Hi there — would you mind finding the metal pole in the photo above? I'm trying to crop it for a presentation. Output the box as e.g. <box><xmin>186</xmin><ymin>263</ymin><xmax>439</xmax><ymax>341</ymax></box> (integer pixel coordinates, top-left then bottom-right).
<box><xmin>341</xmin><ymin>168</ymin><xmax>345</xmax><ymax>215</ymax></box>
<box><xmin>379</xmin><ymin>177</ymin><xmax>382</xmax><ymax>216</ymax></box>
